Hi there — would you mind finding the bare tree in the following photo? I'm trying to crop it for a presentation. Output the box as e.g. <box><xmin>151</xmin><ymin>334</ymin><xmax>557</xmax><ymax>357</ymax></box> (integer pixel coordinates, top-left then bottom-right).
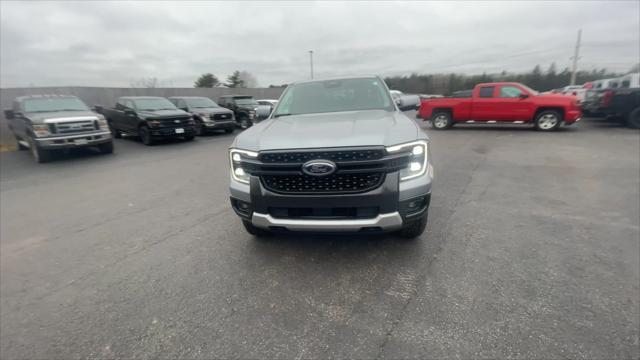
<box><xmin>238</xmin><ymin>71</ymin><xmax>258</xmax><ymax>88</ymax></box>
<box><xmin>130</xmin><ymin>77</ymin><xmax>159</xmax><ymax>88</ymax></box>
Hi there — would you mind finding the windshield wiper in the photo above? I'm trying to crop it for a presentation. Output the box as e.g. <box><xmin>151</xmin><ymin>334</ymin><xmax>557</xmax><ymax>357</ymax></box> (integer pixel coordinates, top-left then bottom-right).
<box><xmin>273</xmin><ymin>113</ymin><xmax>292</xmax><ymax>118</ymax></box>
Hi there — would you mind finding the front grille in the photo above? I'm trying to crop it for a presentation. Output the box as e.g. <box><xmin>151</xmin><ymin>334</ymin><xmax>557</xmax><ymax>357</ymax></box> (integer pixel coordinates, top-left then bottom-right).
<box><xmin>213</xmin><ymin>113</ymin><xmax>233</xmax><ymax>121</ymax></box>
<box><xmin>245</xmin><ymin>147</ymin><xmax>410</xmax><ymax>195</ymax></box>
<box><xmin>262</xmin><ymin>173</ymin><xmax>384</xmax><ymax>194</ymax></box>
<box><xmin>260</xmin><ymin>149</ymin><xmax>385</xmax><ymax>163</ymax></box>
<box><xmin>156</xmin><ymin>117</ymin><xmax>192</xmax><ymax>127</ymax></box>
<box><xmin>54</xmin><ymin>121</ymin><xmax>97</xmax><ymax>134</ymax></box>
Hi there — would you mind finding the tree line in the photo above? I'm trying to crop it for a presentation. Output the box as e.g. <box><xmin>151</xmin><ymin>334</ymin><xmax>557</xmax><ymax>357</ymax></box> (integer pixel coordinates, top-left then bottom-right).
<box><xmin>384</xmin><ymin>63</ymin><xmax>634</xmax><ymax>95</ymax></box>
<box><xmin>194</xmin><ymin>71</ymin><xmax>257</xmax><ymax>88</ymax></box>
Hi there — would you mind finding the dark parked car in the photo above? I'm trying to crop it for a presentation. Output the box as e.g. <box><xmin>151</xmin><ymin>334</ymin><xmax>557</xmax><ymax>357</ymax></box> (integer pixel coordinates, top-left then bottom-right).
<box><xmin>582</xmin><ymin>73</ymin><xmax>640</xmax><ymax>128</ymax></box>
<box><xmin>168</xmin><ymin>97</ymin><xmax>235</xmax><ymax>135</ymax></box>
<box><xmin>218</xmin><ymin>95</ymin><xmax>260</xmax><ymax>129</ymax></box>
<box><xmin>4</xmin><ymin>95</ymin><xmax>113</xmax><ymax>163</ymax></box>
<box><xmin>96</xmin><ymin>97</ymin><xmax>195</xmax><ymax>145</ymax></box>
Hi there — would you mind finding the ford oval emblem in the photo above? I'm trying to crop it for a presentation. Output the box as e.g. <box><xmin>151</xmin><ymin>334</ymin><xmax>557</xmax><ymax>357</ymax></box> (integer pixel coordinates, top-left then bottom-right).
<box><xmin>302</xmin><ymin>160</ymin><xmax>336</xmax><ymax>177</ymax></box>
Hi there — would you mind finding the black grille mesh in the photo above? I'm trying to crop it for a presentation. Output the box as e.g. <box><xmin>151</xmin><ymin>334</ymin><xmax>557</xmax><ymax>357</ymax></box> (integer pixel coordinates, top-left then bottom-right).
<box><xmin>260</xmin><ymin>149</ymin><xmax>385</xmax><ymax>163</ymax></box>
<box><xmin>262</xmin><ymin>173</ymin><xmax>384</xmax><ymax>194</ymax></box>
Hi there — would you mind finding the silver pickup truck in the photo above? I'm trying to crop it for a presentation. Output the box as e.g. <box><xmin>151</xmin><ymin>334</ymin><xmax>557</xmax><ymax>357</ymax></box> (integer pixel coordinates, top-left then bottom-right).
<box><xmin>228</xmin><ymin>76</ymin><xmax>433</xmax><ymax>238</ymax></box>
<box><xmin>5</xmin><ymin>94</ymin><xmax>113</xmax><ymax>163</ymax></box>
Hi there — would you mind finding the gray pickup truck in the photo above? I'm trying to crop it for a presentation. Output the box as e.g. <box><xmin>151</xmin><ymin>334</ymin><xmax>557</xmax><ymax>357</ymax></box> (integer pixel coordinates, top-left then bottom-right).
<box><xmin>5</xmin><ymin>95</ymin><xmax>113</xmax><ymax>163</ymax></box>
<box><xmin>228</xmin><ymin>76</ymin><xmax>432</xmax><ymax>238</ymax></box>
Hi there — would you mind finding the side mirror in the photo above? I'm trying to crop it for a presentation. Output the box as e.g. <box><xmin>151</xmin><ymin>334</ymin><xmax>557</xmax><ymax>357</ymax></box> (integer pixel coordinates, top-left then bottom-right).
<box><xmin>398</xmin><ymin>95</ymin><xmax>420</xmax><ymax>111</ymax></box>
<box><xmin>93</xmin><ymin>105</ymin><xmax>103</xmax><ymax>114</ymax></box>
<box><xmin>4</xmin><ymin>109</ymin><xmax>15</xmax><ymax>119</ymax></box>
<box><xmin>124</xmin><ymin>109</ymin><xmax>136</xmax><ymax>116</ymax></box>
<box><xmin>256</xmin><ymin>105</ymin><xmax>272</xmax><ymax>118</ymax></box>
<box><xmin>519</xmin><ymin>93</ymin><xmax>530</xmax><ymax>99</ymax></box>
<box><xmin>180</xmin><ymin>107</ymin><xmax>189</xmax><ymax>112</ymax></box>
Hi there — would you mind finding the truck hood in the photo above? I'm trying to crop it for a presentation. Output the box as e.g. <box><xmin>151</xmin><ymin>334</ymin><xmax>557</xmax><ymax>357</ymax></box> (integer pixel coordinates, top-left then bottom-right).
<box><xmin>25</xmin><ymin>110</ymin><xmax>100</xmax><ymax>124</ymax></box>
<box><xmin>138</xmin><ymin>109</ymin><xmax>191</xmax><ymax>119</ymax></box>
<box><xmin>190</xmin><ymin>107</ymin><xmax>233</xmax><ymax>115</ymax></box>
<box><xmin>233</xmin><ymin>110</ymin><xmax>423</xmax><ymax>151</ymax></box>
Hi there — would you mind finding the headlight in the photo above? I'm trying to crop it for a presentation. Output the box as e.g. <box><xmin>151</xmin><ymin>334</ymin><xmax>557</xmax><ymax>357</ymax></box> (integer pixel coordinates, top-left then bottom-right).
<box><xmin>229</xmin><ymin>148</ymin><xmax>258</xmax><ymax>184</ymax></box>
<box><xmin>97</xmin><ymin>118</ymin><xmax>110</xmax><ymax>131</ymax></box>
<box><xmin>32</xmin><ymin>124</ymin><xmax>50</xmax><ymax>137</ymax></box>
<box><xmin>198</xmin><ymin>113</ymin><xmax>211</xmax><ymax>121</ymax></box>
<box><xmin>386</xmin><ymin>140</ymin><xmax>429</xmax><ymax>181</ymax></box>
<box><xmin>147</xmin><ymin>120</ymin><xmax>161</xmax><ymax>128</ymax></box>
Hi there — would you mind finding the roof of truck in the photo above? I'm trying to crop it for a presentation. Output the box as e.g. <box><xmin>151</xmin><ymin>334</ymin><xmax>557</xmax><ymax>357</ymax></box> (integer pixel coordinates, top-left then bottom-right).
<box><xmin>15</xmin><ymin>94</ymin><xmax>78</xmax><ymax>102</ymax></box>
<box><xmin>118</xmin><ymin>96</ymin><xmax>166</xmax><ymax>100</ymax></box>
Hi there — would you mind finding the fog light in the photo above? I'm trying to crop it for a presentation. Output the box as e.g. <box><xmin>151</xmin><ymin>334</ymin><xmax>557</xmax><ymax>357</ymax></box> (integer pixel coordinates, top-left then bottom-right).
<box><xmin>235</xmin><ymin>167</ymin><xmax>245</xmax><ymax>176</ymax></box>
<box><xmin>408</xmin><ymin>200</ymin><xmax>420</xmax><ymax>209</ymax></box>
<box><xmin>238</xmin><ymin>201</ymin><xmax>250</xmax><ymax>210</ymax></box>
<box><xmin>410</xmin><ymin>162</ymin><xmax>422</xmax><ymax>171</ymax></box>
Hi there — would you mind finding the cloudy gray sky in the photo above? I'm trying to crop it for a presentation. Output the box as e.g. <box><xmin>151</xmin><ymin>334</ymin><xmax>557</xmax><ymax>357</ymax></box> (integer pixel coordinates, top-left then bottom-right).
<box><xmin>1</xmin><ymin>0</ymin><xmax>638</xmax><ymax>88</ymax></box>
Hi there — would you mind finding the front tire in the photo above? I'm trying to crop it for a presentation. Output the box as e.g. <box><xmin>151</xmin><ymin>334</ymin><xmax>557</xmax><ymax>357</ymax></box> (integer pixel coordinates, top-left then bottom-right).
<box><xmin>242</xmin><ymin>220</ymin><xmax>272</xmax><ymax>238</ymax></box>
<box><xmin>138</xmin><ymin>126</ymin><xmax>154</xmax><ymax>146</ymax></box>
<box><xmin>238</xmin><ymin>116</ymin><xmax>252</xmax><ymax>130</ymax></box>
<box><xmin>98</xmin><ymin>141</ymin><xmax>114</xmax><ymax>154</ymax></box>
<box><xmin>29</xmin><ymin>137</ymin><xmax>52</xmax><ymax>163</ymax></box>
<box><xmin>626</xmin><ymin>107</ymin><xmax>640</xmax><ymax>129</ymax></box>
<box><xmin>431</xmin><ymin>112</ymin><xmax>453</xmax><ymax>130</ymax></box>
<box><xmin>224</xmin><ymin>128</ymin><xmax>234</xmax><ymax>134</ymax></box>
<box><xmin>399</xmin><ymin>212</ymin><xmax>428</xmax><ymax>239</ymax></box>
<box><xmin>109</xmin><ymin>121</ymin><xmax>121</xmax><ymax>138</ymax></box>
<box><xmin>184</xmin><ymin>135</ymin><xmax>195</xmax><ymax>141</ymax></box>
<box><xmin>15</xmin><ymin>136</ymin><xmax>28</xmax><ymax>150</ymax></box>
<box><xmin>534</xmin><ymin>110</ymin><xmax>561</xmax><ymax>131</ymax></box>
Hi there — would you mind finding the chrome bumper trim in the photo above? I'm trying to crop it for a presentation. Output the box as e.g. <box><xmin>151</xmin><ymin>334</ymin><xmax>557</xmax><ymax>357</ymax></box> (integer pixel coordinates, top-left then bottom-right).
<box><xmin>251</xmin><ymin>211</ymin><xmax>403</xmax><ymax>232</ymax></box>
<box><xmin>34</xmin><ymin>131</ymin><xmax>112</xmax><ymax>142</ymax></box>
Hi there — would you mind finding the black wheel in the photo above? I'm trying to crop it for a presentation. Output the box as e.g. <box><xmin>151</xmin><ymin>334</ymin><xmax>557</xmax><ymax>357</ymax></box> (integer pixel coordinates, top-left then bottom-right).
<box><xmin>184</xmin><ymin>135</ymin><xmax>195</xmax><ymax>141</ymax></box>
<box><xmin>238</xmin><ymin>117</ymin><xmax>252</xmax><ymax>130</ymax></box>
<box><xmin>431</xmin><ymin>112</ymin><xmax>453</xmax><ymax>130</ymax></box>
<box><xmin>28</xmin><ymin>137</ymin><xmax>52</xmax><ymax>163</ymax></box>
<box><xmin>224</xmin><ymin>128</ymin><xmax>234</xmax><ymax>134</ymax></box>
<box><xmin>534</xmin><ymin>110</ymin><xmax>561</xmax><ymax>131</ymax></box>
<box><xmin>626</xmin><ymin>107</ymin><xmax>640</xmax><ymax>129</ymax></box>
<box><xmin>138</xmin><ymin>126</ymin><xmax>154</xmax><ymax>146</ymax></box>
<box><xmin>109</xmin><ymin>121</ymin><xmax>121</xmax><ymax>138</ymax></box>
<box><xmin>98</xmin><ymin>141</ymin><xmax>114</xmax><ymax>154</ymax></box>
<box><xmin>15</xmin><ymin>136</ymin><xmax>28</xmax><ymax>150</ymax></box>
<box><xmin>398</xmin><ymin>212</ymin><xmax>428</xmax><ymax>239</ymax></box>
<box><xmin>195</xmin><ymin>122</ymin><xmax>204</xmax><ymax>136</ymax></box>
<box><xmin>242</xmin><ymin>220</ymin><xmax>272</xmax><ymax>238</ymax></box>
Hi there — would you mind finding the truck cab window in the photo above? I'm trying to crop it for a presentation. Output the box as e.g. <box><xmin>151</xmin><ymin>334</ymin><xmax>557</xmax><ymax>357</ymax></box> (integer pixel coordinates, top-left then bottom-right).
<box><xmin>499</xmin><ymin>86</ymin><xmax>523</xmax><ymax>98</ymax></box>
<box><xmin>479</xmin><ymin>86</ymin><xmax>495</xmax><ymax>98</ymax></box>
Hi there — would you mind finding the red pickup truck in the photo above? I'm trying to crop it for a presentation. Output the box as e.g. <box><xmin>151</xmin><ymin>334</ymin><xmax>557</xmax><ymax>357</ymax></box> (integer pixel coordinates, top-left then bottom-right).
<box><xmin>418</xmin><ymin>82</ymin><xmax>582</xmax><ymax>131</ymax></box>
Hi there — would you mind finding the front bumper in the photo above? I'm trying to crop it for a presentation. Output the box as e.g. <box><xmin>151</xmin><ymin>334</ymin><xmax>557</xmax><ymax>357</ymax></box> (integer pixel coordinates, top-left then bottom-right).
<box><xmin>150</xmin><ymin>126</ymin><xmax>195</xmax><ymax>137</ymax></box>
<box><xmin>230</xmin><ymin>164</ymin><xmax>433</xmax><ymax>233</ymax></box>
<box><xmin>203</xmin><ymin>121</ymin><xmax>236</xmax><ymax>130</ymax></box>
<box><xmin>564</xmin><ymin>110</ymin><xmax>582</xmax><ymax>123</ymax></box>
<box><xmin>35</xmin><ymin>131</ymin><xmax>112</xmax><ymax>149</ymax></box>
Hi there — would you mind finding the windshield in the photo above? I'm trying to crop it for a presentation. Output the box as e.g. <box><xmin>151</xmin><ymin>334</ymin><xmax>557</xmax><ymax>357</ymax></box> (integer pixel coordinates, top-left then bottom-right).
<box><xmin>274</xmin><ymin>78</ymin><xmax>393</xmax><ymax>116</ymax></box>
<box><xmin>235</xmin><ymin>98</ymin><xmax>258</xmax><ymax>106</ymax></box>
<box><xmin>22</xmin><ymin>97</ymin><xmax>89</xmax><ymax>112</ymax></box>
<box><xmin>186</xmin><ymin>98</ymin><xmax>219</xmax><ymax>108</ymax></box>
<box><xmin>134</xmin><ymin>98</ymin><xmax>177</xmax><ymax>111</ymax></box>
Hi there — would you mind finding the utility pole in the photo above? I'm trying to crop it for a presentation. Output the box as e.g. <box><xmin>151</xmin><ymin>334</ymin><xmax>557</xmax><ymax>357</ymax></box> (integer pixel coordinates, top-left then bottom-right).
<box><xmin>570</xmin><ymin>29</ymin><xmax>582</xmax><ymax>85</ymax></box>
<box><xmin>309</xmin><ymin>50</ymin><xmax>314</xmax><ymax>79</ymax></box>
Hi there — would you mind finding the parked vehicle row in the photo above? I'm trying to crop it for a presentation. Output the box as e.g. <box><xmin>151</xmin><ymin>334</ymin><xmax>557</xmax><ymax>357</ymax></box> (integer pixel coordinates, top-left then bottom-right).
<box><xmin>5</xmin><ymin>93</ymin><xmax>273</xmax><ymax>162</ymax></box>
<box><xmin>417</xmin><ymin>82</ymin><xmax>582</xmax><ymax>131</ymax></box>
<box><xmin>581</xmin><ymin>73</ymin><xmax>640</xmax><ymax>128</ymax></box>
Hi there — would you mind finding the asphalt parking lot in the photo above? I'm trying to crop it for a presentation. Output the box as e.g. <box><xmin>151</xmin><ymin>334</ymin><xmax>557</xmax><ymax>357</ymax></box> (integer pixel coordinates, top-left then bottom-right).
<box><xmin>1</xmin><ymin>116</ymin><xmax>638</xmax><ymax>359</ymax></box>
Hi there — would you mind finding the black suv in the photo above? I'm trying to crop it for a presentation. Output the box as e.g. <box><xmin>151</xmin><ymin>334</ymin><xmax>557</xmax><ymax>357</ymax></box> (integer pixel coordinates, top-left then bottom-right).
<box><xmin>97</xmin><ymin>97</ymin><xmax>195</xmax><ymax>145</ymax></box>
<box><xmin>218</xmin><ymin>95</ymin><xmax>260</xmax><ymax>129</ymax></box>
